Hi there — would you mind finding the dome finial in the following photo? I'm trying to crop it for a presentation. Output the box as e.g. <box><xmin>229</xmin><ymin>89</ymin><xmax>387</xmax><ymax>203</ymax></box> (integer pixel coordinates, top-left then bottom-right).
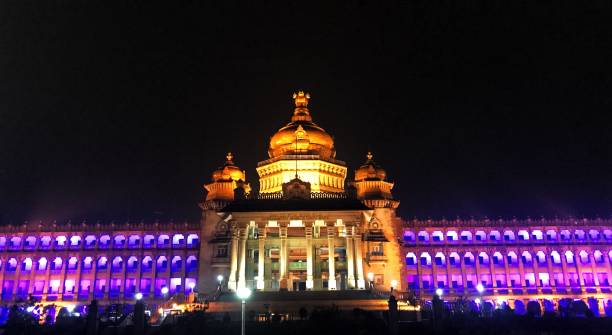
<box><xmin>293</xmin><ymin>91</ymin><xmax>310</xmax><ymax>107</ymax></box>
<box><xmin>226</xmin><ymin>152</ymin><xmax>233</xmax><ymax>163</ymax></box>
<box><xmin>366</xmin><ymin>151</ymin><xmax>373</xmax><ymax>161</ymax></box>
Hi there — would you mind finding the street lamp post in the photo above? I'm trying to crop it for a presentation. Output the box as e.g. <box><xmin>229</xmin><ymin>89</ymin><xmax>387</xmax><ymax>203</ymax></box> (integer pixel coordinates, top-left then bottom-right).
<box><xmin>236</xmin><ymin>287</ymin><xmax>252</xmax><ymax>335</ymax></box>
<box><xmin>476</xmin><ymin>283</ymin><xmax>485</xmax><ymax>314</ymax></box>
<box><xmin>367</xmin><ymin>272</ymin><xmax>374</xmax><ymax>289</ymax></box>
<box><xmin>217</xmin><ymin>275</ymin><xmax>224</xmax><ymax>291</ymax></box>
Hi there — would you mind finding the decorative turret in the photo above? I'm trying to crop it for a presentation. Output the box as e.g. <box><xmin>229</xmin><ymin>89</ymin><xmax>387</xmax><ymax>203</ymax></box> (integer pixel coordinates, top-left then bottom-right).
<box><xmin>201</xmin><ymin>152</ymin><xmax>251</xmax><ymax>210</ymax></box>
<box><xmin>352</xmin><ymin>152</ymin><xmax>399</xmax><ymax>208</ymax></box>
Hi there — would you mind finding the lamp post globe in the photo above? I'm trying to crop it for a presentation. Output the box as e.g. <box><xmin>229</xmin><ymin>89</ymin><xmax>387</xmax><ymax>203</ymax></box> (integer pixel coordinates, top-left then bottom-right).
<box><xmin>476</xmin><ymin>283</ymin><xmax>484</xmax><ymax>294</ymax></box>
<box><xmin>435</xmin><ymin>288</ymin><xmax>443</xmax><ymax>297</ymax></box>
<box><xmin>135</xmin><ymin>292</ymin><xmax>143</xmax><ymax>300</ymax></box>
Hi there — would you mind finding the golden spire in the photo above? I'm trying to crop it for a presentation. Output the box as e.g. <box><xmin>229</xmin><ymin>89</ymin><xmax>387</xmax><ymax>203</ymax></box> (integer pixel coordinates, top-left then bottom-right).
<box><xmin>293</xmin><ymin>91</ymin><xmax>310</xmax><ymax>107</ymax></box>
<box><xmin>226</xmin><ymin>152</ymin><xmax>233</xmax><ymax>163</ymax></box>
<box><xmin>366</xmin><ymin>151</ymin><xmax>373</xmax><ymax>161</ymax></box>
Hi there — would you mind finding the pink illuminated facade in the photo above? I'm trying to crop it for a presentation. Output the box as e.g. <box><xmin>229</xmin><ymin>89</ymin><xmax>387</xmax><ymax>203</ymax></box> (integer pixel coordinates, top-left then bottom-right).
<box><xmin>402</xmin><ymin>219</ymin><xmax>612</xmax><ymax>307</ymax></box>
<box><xmin>0</xmin><ymin>221</ymin><xmax>200</xmax><ymax>304</ymax></box>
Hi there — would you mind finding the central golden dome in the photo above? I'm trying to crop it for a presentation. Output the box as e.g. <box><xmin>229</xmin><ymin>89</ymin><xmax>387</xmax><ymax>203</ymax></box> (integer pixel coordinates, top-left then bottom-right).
<box><xmin>268</xmin><ymin>91</ymin><xmax>336</xmax><ymax>160</ymax></box>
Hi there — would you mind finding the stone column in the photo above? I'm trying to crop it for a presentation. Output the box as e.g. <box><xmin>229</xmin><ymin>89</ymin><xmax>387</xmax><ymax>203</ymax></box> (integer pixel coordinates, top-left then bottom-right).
<box><xmin>474</xmin><ymin>251</ymin><xmax>482</xmax><ymax>289</ymax></box>
<box><xmin>74</xmin><ymin>256</ymin><xmax>83</xmax><ymax>300</ymax></box>
<box><xmin>532</xmin><ymin>254</ymin><xmax>541</xmax><ymax>293</ymax></box>
<box><xmin>546</xmin><ymin>249</ymin><xmax>556</xmax><ymax>290</ymax></box>
<box><xmin>28</xmin><ymin>257</ymin><xmax>37</xmax><ymax>295</ymax></box>
<box><xmin>257</xmin><ymin>228</ymin><xmax>266</xmax><ymax>290</ymax></box>
<box><xmin>237</xmin><ymin>228</ymin><xmax>247</xmax><ymax>290</ymax></box>
<box><xmin>354</xmin><ymin>228</ymin><xmax>365</xmax><ymax>289</ymax></box>
<box><xmin>0</xmin><ymin>257</ymin><xmax>6</xmax><ymax>297</ymax></box>
<box><xmin>589</xmin><ymin>252</ymin><xmax>601</xmax><ymax>291</ymax></box>
<box><xmin>305</xmin><ymin>226</ymin><xmax>314</xmax><ymax>290</ymax></box>
<box><xmin>603</xmin><ymin>251</ymin><xmax>612</xmax><ymax>286</ymax></box>
<box><xmin>489</xmin><ymin>251</ymin><xmax>498</xmax><ymax>293</ymax></box>
<box><xmin>12</xmin><ymin>257</ymin><xmax>22</xmax><ymax>298</ymax></box>
<box><xmin>228</xmin><ymin>228</ymin><xmax>239</xmax><ymax>291</ymax></box>
<box><xmin>327</xmin><ymin>226</ymin><xmax>337</xmax><ymax>290</ymax></box>
<box><xmin>560</xmin><ymin>249</ymin><xmax>569</xmax><ymax>289</ymax></box>
<box><xmin>459</xmin><ymin>253</ymin><xmax>467</xmax><ymax>294</ymax></box>
<box><xmin>503</xmin><ymin>251</ymin><xmax>511</xmax><ymax>290</ymax></box>
<box><xmin>279</xmin><ymin>226</ymin><xmax>288</xmax><ymax>290</ymax></box>
<box><xmin>431</xmin><ymin>250</ymin><xmax>438</xmax><ymax>293</ymax></box>
<box><xmin>517</xmin><ymin>250</ymin><xmax>527</xmax><ymax>289</ymax></box>
<box><xmin>574</xmin><ymin>250</ymin><xmax>585</xmax><ymax>292</ymax></box>
<box><xmin>346</xmin><ymin>228</ymin><xmax>356</xmax><ymax>289</ymax></box>
<box><xmin>416</xmin><ymin>252</ymin><xmax>424</xmax><ymax>295</ymax></box>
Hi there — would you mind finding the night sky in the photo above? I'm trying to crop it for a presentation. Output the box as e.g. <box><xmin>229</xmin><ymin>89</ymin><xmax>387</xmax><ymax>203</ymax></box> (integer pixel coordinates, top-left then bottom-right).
<box><xmin>1</xmin><ymin>1</ymin><xmax>611</xmax><ymax>223</ymax></box>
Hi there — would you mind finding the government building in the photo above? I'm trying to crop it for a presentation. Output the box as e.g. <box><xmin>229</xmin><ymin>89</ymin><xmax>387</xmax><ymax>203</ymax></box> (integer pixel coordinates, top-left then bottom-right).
<box><xmin>0</xmin><ymin>92</ymin><xmax>610</xmax><ymax>314</ymax></box>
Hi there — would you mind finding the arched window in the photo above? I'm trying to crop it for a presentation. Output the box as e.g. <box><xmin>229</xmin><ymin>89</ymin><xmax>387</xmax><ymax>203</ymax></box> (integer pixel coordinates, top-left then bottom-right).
<box><xmin>128</xmin><ymin>235</ymin><xmax>141</xmax><ymax>248</ymax></box>
<box><xmin>187</xmin><ymin>234</ymin><xmax>199</xmax><ymax>248</ymax></box>
<box><xmin>0</xmin><ymin>236</ymin><xmax>6</xmax><ymax>250</ymax></box>
<box><xmin>417</xmin><ymin>231</ymin><xmax>429</xmax><ymax>242</ymax></box>
<box><xmin>434</xmin><ymin>252</ymin><xmax>446</xmax><ymax>266</ymax></box>
<box><xmin>460</xmin><ymin>231</ymin><xmax>473</xmax><ymax>242</ymax></box>
<box><xmin>37</xmin><ymin>257</ymin><xmax>48</xmax><ymax>271</ymax></box>
<box><xmin>564</xmin><ymin>251</ymin><xmax>575</xmax><ymax>264</ymax></box>
<box><xmin>112</xmin><ymin>256</ymin><xmax>123</xmax><ymax>272</ymax></box>
<box><xmin>113</xmin><ymin>235</ymin><xmax>126</xmax><ymax>249</ymax></box>
<box><xmin>40</xmin><ymin>236</ymin><xmax>52</xmax><ymax>249</ymax></box>
<box><xmin>97</xmin><ymin>257</ymin><xmax>108</xmax><ymax>270</ymax></box>
<box><xmin>83</xmin><ymin>257</ymin><xmax>93</xmax><ymax>270</ymax></box>
<box><xmin>517</xmin><ymin>230</ymin><xmax>529</xmax><ymax>241</ymax></box>
<box><xmin>171</xmin><ymin>256</ymin><xmax>183</xmax><ymax>271</ymax></box>
<box><xmin>521</xmin><ymin>251</ymin><xmax>532</xmax><ymax>265</ymax></box>
<box><xmin>478</xmin><ymin>252</ymin><xmax>489</xmax><ymax>265</ymax></box>
<box><xmin>142</xmin><ymin>256</ymin><xmax>153</xmax><ymax>271</ymax></box>
<box><xmin>574</xmin><ymin>230</ymin><xmax>586</xmax><ymax>240</ymax></box>
<box><xmin>403</xmin><ymin>231</ymin><xmax>415</xmax><ymax>243</ymax></box>
<box><xmin>536</xmin><ymin>251</ymin><xmax>546</xmax><ymax>264</ymax></box>
<box><xmin>10</xmin><ymin>236</ymin><xmax>22</xmax><ymax>249</ymax></box>
<box><xmin>492</xmin><ymin>252</ymin><xmax>504</xmax><ymax>265</ymax></box>
<box><xmin>158</xmin><ymin>235</ymin><xmax>170</xmax><ymax>248</ymax></box>
<box><xmin>449</xmin><ymin>252</ymin><xmax>460</xmax><ymax>267</ymax></box>
<box><xmin>68</xmin><ymin>257</ymin><xmax>78</xmax><ymax>270</ymax></box>
<box><xmin>464</xmin><ymin>252</ymin><xmax>475</xmax><ymax>265</ymax></box>
<box><xmin>432</xmin><ymin>231</ymin><xmax>444</xmax><ymax>242</ymax></box>
<box><xmin>489</xmin><ymin>230</ymin><xmax>501</xmax><ymax>242</ymax></box>
<box><xmin>603</xmin><ymin>229</ymin><xmax>612</xmax><ymax>241</ymax></box>
<box><xmin>405</xmin><ymin>252</ymin><xmax>417</xmax><ymax>266</ymax></box>
<box><xmin>54</xmin><ymin>236</ymin><xmax>67</xmax><ymax>249</ymax></box>
<box><xmin>172</xmin><ymin>234</ymin><xmax>185</xmax><ymax>248</ymax></box>
<box><xmin>579</xmin><ymin>250</ymin><xmax>589</xmax><ymax>264</ymax></box>
<box><xmin>546</xmin><ymin>230</ymin><xmax>557</xmax><ymax>241</ymax></box>
<box><xmin>186</xmin><ymin>256</ymin><xmax>198</xmax><ymax>272</ymax></box>
<box><xmin>84</xmin><ymin>235</ymin><xmax>96</xmax><ymax>249</ymax></box>
<box><xmin>7</xmin><ymin>258</ymin><xmax>17</xmax><ymax>272</ymax></box>
<box><xmin>24</xmin><ymin>236</ymin><xmax>37</xmax><ymax>249</ymax></box>
<box><xmin>550</xmin><ymin>251</ymin><xmax>561</xmax><ymax>265</ymax></box>
<box><xmin>144</xmin><ymin>235</ymin><xmax>155</xmax><ymax>248</ymax></box>
<box><xmin>507</xmin><ymin>252</ymin><xmax>518</xmax><ymax>265</ymax></box>
<box><xmin>560</xmin><ymin>230</ymin><xmax>571</xmax><ymax>240</ymax></box>
<box><xmin>51</xmin><ymin>257</ymin><xmax>63</xmax><ymax>271</ymax></box>
<box><xmin>21</xmin><ymin>258</ymin><xmax>33</xmax><ymax>272</ymax></box>
<box><xmin>446</xmin><ymin>231</ymin><xmax>458</xmax><ymax>242</ymax></box>
<box><xmin>99</xmin><ymin>235</ymin><xmax>111</xmax><ymax>249</ymax></box>
<box><xmin>157</xmin><ymin>256</ymin><xmax>168</xmax><ymax>271</ymax></box>
<box><xmin>419</xmin><ymin>252</ymin><xmax>431</xmax><ymax>266</ymax></box>
<box><xmin>127</xmin><ymin>256</ymin><xmax>138</xmax><ymax>271</ymax></box>
<box><xmin>69</xmin><ymin>236</ymin><xmax>82</xmax><ymax>248</ymax></box>
<box><xmin>532</xmin><ymin>230</ymin><xmax>543</xmax><ymax>241</ymax></box>
<box><xmin>503</xmin><ymin>231</ymin><xmax>515</xmax><ymax>242</ymax></box>
<box><xmin>588</xmin><ymin>229</ymin><xmax>600</xmax><ymax>240</ymax></box>
<box><xmin>475</xmin><ymin>231</ymin><xmax>486</xmax><ymax>241</ymax></box>
<box><xmin>593</xmin><ymin>250</ymin><xmax>604</xmax><ymax>263</ymax></box>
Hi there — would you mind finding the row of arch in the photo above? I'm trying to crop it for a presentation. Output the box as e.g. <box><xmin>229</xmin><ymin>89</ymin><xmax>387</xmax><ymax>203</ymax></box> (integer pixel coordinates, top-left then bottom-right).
<box><xmin>1</xmin><ymin>255</ymin><xmax>199</xmax><ymax>273</ymax></box>
<box><xmin>404</xmin><ymin>228</ymin><xmax>612</xmax><ymax>243</ymax></box>
<box><xmin>406</xmin><ymin>250</ymin><xmax>611</xmax><ymax>267</ymax></box>
<box><xmin>0</xmin><ymin>233</ymin><xmax>200</xmax><ymax>251</ymax></box>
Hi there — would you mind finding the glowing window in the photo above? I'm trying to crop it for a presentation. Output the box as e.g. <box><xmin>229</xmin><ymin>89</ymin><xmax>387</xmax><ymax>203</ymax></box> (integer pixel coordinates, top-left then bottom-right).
<box><xmin>460</xmin><ymin>231</ymin><xmax>472</xmax><ymax>241</ymax></box>
<box><xmin>172</xmin><ymin>234</ymin><xmax>185</xmax><ymax>247</ymax></box>
<box><xmin>504</xmin><ymin>231</ymin><xmax>515</xmax><ymax>241</ymax></box>
<box><xmin>417</xmin><ymin>231</ymin><xmax>429</xmax><ymax>242</ymax></box>
<box><xmin>128</xmin><ymin>235</ymin><xmax>140</xmax><ymax>248</ymax></box>
<box><xmin>420</xmin><ymin>252</ymin><xmax>431</xmax><ymax>266</ymax></box>
<box><xmin>158</xmin><ymin>235</ymin><xmax>170</xmax><ymax>247</ymax></box>
<box><xmin>446</xmin><ymin>231</ymin><xmax>458</xmax><ymax>241</ymax></box>
<box><xmin>546</xmin><ymin>230</ymin><xmax>557</xmax><ymax>241</ymax></box>
<box><xmin>99</xmin><ymin>235</ymin><xmax>111</xmax><ymax>248</ymax></box>
<box><xmin>532</xmin><ymin>230</ymin><xmax>543</xmax><ymax>241</ymax></box>
<box><xmin>517</xmin><ymin>230</ymin><xmax>529</xmax><ymax>241</ymax></box>
<box><xmin>405</xmin><ymin>252</ymin><xmax>417</xmax><ymax>266</ymax></box>
<box><xmin>432</xmin><ymin>231</ymin><xmax>443</xmax><ymax>242</ymax></box>
<box><xmin>187</xmin><ymin>234</ymin><xmax>199</xmax><ymax>248</ymax></box>
<box><xmin>113</xmin><ymin>235</ymin><xmax>126</xmax><ymax>249</ymax></box>
<box><xmin>488</xmin><ymin>231</ymin><xmax>501</xmax><ymax>241</ymax></box>
<box><xmin>475</xmin><ymin>231</ymin><xmax>486</xmax><ymax>241</ymax></box>
<box><xmin>403</xmin><ymin>231</ymin><xmax>416</xmax><ymax>242</ymax></box>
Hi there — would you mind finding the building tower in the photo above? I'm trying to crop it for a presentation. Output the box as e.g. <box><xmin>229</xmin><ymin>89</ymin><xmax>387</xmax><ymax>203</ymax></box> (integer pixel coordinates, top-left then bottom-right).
<box><xmin>353</xmin><ymin>152</ymin><xmax>404</xmax><ymax>291</ymax></box>
<box><xmin>198</xmin><ymin>153</ymin><xmax>250</xmax><ymax>293</ymax></box>
<box><xmin>256</xmin><ymin>91</ymin><xmax>347</xmax><ymax>193</ymax></box>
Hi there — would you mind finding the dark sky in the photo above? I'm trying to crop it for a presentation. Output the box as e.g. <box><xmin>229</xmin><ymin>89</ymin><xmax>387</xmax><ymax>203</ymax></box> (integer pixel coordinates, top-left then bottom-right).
<box><xmin>1</xmin><ymin>1</ymin><xmax>611</xmax><ymax>223</ymax></box>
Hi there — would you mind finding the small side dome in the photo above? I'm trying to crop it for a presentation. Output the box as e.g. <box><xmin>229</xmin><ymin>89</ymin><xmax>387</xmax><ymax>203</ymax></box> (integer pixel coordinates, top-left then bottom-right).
<box><xmin>211</xmin><ymin>152</ymin><xmax>247</xmax><ymax>182</ymax></box>
<box><xmin>355</xmin><ymin>152</ymin><xmax>387</xmax><ymax>181</ymax></box>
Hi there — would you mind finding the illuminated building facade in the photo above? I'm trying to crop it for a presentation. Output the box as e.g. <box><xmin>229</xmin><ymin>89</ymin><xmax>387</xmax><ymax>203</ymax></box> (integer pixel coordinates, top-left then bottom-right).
<box><xmin>0</xmin><ymin>91</ymin><xmax>610</xmax><ymax>312</ymax></box>
<box><xmin>0</xmin><ymin>221</ymin><xmax>201</xmax><ymax>304</ymax></box>
<box><xmin>402</xmin><ymin>219</ymin><xmax>612</xmax><ymax>307</ymax></box>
